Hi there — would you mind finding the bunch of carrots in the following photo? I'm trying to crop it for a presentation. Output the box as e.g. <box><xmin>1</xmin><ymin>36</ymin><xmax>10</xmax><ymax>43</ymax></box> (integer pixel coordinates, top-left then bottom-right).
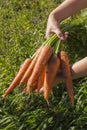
<box><xmin>2</xmin><ymin>34</ymin><xmax>74</xmax><ymax>106</ymax></box>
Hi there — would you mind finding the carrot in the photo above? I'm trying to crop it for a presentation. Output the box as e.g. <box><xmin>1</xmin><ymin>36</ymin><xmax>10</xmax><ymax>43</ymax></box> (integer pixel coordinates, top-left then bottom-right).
<box><xmin>3</xmin><ymin>58</ymin><xmax>32</xmax><ymax>98</ymax></box>
<box><xmin>20</xmin><ymin>46</ymin><xmax>43</xmax><ymax>85</ymax></box>
<box><xmin>25</xmin><ymin>80</ymin><xmax>38</xmax><ymax>94</ymax></box>
<box><xmin>36</xmin><ymin>65</ymin><xmax>46</xmax><ymax>94</ymax></box>
<box><xmin>44</xmin><ymin>54</ymin><xmax>60</xmax><ymax>101</ymax></box>
<box><xmin>59</xmin><ymin>51</ymin><xmax>74</xmax><ymax>105</ymax></box>
<box><xmin>27</xmin><ymin>45</ymin><xmax>52</xmax><ymax>90</ymax></box>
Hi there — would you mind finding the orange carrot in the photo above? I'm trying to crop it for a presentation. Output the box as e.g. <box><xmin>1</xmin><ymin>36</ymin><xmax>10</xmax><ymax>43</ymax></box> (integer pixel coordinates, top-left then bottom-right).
<box><xmin>20</xmin><ymin>46</ymin><xmax>43</xmax><ymax>85</ymax></box>
<box><xmin>3</xmin><ymin>58</ymin><xmax>32</xmax><ymax>98</ymax></box>
<box><xmin>59</xmin><ymin>51</ymin><xmax>74</xmax><ymax>105</ymax></box>
<box><xmin>25</xmin><ymin>80</ymin><xmax>38</xmax><ymax>94</ymax></box>
<box><xmin>27</xmin><ymin>45</ymin><xmax>52</xmax><ymax>89</ymax></box>
<box><xmin>36</xmin><ymin>65</ymin><xmax>46</xmax><ymax>94</ymax></box>
<box><xmin>44</xmin><ymin>54</ymin><xmax>60</xmax><ymax>101</ymax></box>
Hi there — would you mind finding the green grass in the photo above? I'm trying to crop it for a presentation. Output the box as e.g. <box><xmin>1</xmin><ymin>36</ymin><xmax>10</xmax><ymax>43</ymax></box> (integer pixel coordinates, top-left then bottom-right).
<box><xmin>0</xmin><ymin>0</ymin><xmax>87</xmax><ymax>130</ymax></box>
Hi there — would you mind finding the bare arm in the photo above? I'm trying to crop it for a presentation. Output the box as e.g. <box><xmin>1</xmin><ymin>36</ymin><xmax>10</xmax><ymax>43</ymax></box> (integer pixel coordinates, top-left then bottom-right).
<box><xmin>55</xmin><ymin>57</ymin><xmax>87</xmax><ymax>84</ymax></box>
<box><xmin>51</xmin><ymin>0</ymin><xmax>87</xmax><ymax>22</ymax></box>
<box><xmin>46</xmin><ymin>0</ymin><xmax>87</xmax><ymax>39</ymax></box>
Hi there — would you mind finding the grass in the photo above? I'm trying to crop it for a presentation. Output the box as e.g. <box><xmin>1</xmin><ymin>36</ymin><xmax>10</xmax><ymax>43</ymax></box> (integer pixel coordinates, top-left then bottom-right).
<box><xmin>0</xmin><ymin>0</ymin><xmax>87</xmax><ymax>130</ymax></box>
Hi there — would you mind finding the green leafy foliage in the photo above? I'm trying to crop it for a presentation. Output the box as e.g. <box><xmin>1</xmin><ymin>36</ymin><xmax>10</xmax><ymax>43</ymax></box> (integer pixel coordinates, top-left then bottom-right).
<box><xmin>0</xmin><ymin>0</ymin><xmax>87</xmax><ymax>130</ymax></box>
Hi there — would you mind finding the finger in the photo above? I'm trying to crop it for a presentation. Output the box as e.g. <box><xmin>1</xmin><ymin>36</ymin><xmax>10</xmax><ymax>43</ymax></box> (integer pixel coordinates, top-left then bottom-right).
<box><xmin>65</xmin><ymin>32</ymin><xmax>69</xmax><ymax>35</ymax></box>
<box><xmin>64</xmin><ymin>32</ymin><xmax>69</xmax><ymax>40</ymax></box>
<box><xmin>55</xmin><ymin>29</ymin><xmax>66</xmax><ymax>41</ymax></box>
<box><xmin>56</xmin><ymin>31</ymin><xmax>69</xmax><ymax>41</ymax></box>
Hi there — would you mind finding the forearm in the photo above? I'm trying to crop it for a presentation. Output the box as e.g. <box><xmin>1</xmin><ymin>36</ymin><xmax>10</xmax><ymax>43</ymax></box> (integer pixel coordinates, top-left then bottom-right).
<box><xmin>51</xmin><ymin>0</ymin><xmax>87</xmax><ymax>22</ymax></box>
<box><xmin>71</xmin><ymin>57</ymin><xmax>87</xmax><ymax>79</ymax></box>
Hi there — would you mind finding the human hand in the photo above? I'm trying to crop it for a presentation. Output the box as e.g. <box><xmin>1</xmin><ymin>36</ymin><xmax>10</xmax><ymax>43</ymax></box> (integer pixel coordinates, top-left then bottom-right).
<box><xmin>46</xmin><ymin>13</ymin><xmax>69</xmax><ymax>41</ymax></box>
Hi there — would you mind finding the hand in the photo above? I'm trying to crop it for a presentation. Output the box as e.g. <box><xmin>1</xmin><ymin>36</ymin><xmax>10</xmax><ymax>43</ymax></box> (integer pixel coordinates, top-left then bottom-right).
<box><xmin>46</xmin><ymin>13</ymin><xmax>69</xmax><ymax>41</ymax></box>
<box><xmin>46</xmin><ymin>0</ymin><xmax>87</xmax><ymax>40</ymax></box>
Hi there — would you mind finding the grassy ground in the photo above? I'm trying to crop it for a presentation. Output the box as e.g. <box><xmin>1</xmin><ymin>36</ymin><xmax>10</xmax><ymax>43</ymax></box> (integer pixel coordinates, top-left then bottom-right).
<box><xmin>0</xmin><ymin>0</ymin><xmax>87</xmax><ymax>130</ymax></box>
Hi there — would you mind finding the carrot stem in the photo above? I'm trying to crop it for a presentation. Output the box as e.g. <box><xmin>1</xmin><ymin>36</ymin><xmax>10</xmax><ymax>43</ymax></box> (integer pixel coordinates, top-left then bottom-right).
<box><xmin>55</xmin><ymin>40</ymin><xmax>61</xmax><ymax>54</ymax></box>
<box><xmin>43</xmin><ymin>34</ymin><xmax>58</xmax><ymax>46</ymax></box>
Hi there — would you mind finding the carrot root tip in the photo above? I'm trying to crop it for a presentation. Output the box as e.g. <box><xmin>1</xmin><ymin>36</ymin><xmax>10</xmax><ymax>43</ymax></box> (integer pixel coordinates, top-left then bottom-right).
<box><xmin>46</xmin><ymin>100</ymin><xmax>50</xmax><ymax>106</ymax></box>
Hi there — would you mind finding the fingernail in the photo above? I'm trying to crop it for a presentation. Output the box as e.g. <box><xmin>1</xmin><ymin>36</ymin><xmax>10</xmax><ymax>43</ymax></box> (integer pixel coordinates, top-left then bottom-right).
<box><xmin>60</xmin><ymin>36</ymin><xmax>65</xmax><ymax>40</ymax></box>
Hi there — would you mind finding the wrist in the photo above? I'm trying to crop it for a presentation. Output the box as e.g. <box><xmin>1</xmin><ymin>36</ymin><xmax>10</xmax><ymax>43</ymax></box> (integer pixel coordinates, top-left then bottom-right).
<box><xmin>49</xmin><ymin>12</ymin><xmax>61</xmax><ymax>24</ymax></box>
